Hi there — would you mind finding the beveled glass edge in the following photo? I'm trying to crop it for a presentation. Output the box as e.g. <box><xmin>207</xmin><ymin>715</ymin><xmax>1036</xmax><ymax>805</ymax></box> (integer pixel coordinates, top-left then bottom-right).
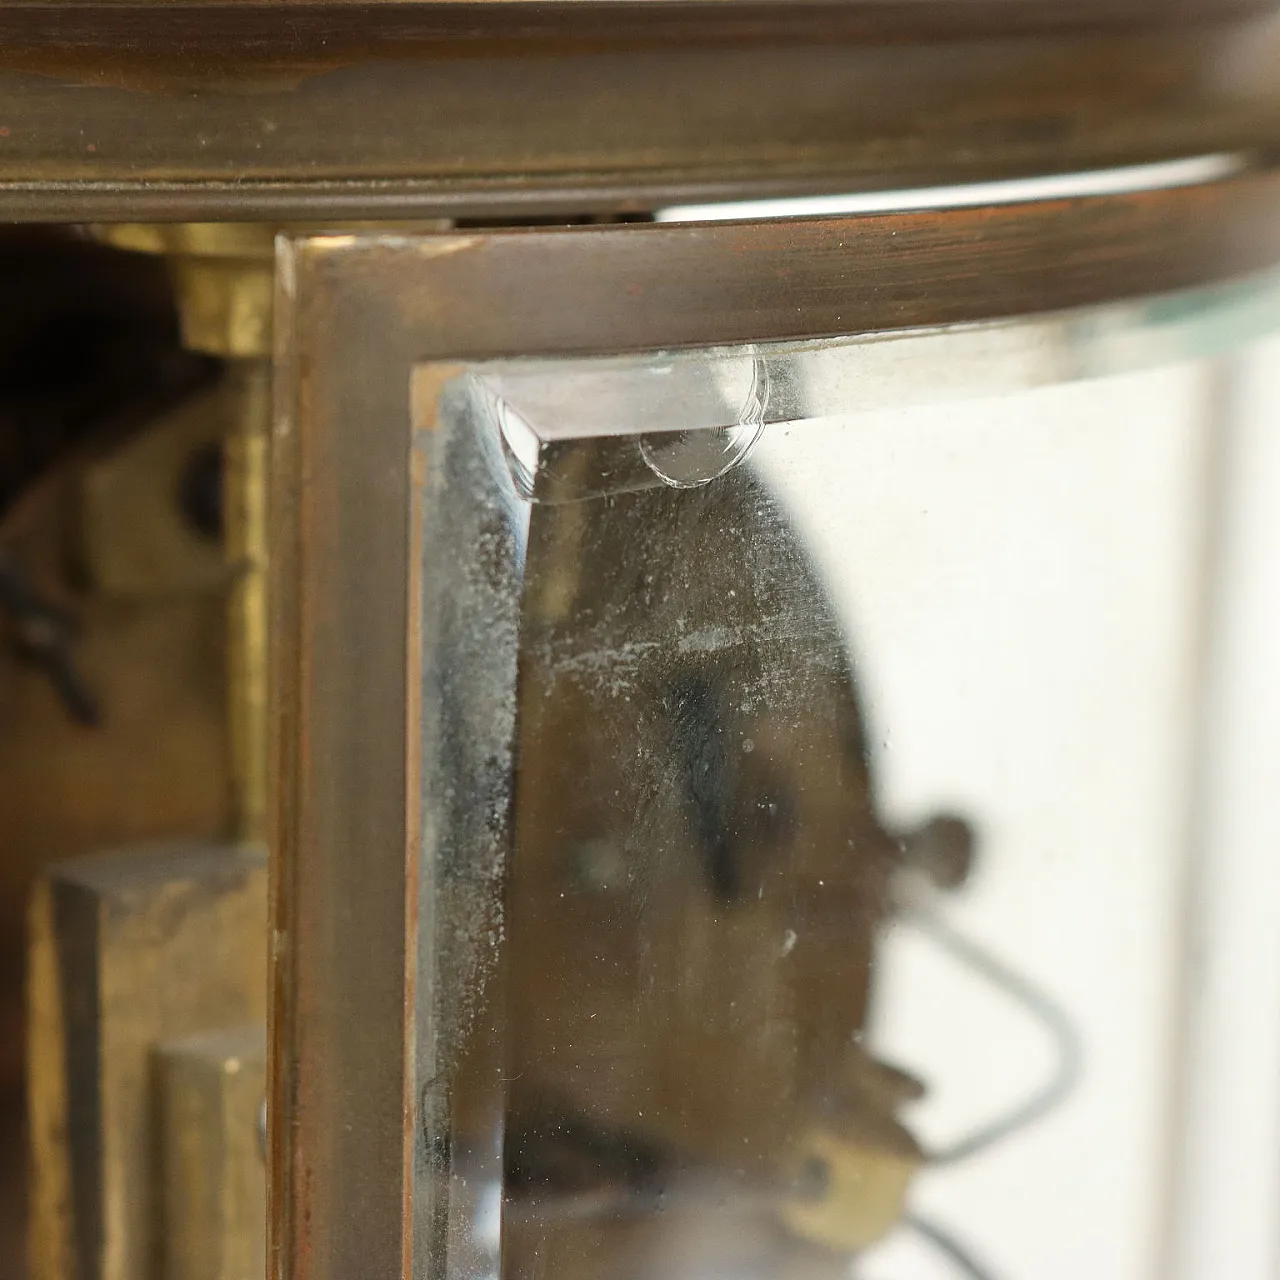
<box><xmin>466</xmin><ymin>263</ymin><xmax>1280</xmax><ymax>451</ymax></box>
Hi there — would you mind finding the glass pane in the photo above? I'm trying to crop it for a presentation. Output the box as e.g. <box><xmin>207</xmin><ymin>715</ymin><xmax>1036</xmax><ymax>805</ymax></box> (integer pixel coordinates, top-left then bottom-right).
<box><xmin>411</xmin><ymin>273</ymin><xmax>1280</xmax><ymax>1280</ymax></box>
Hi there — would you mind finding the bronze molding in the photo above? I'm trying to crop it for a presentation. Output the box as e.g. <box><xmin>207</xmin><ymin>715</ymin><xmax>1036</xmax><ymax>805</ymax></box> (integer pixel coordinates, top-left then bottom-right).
<box><xmin>0</xmin><ymin>9</ymin><xmax>1276</xmax><ymax>221</ymax></box>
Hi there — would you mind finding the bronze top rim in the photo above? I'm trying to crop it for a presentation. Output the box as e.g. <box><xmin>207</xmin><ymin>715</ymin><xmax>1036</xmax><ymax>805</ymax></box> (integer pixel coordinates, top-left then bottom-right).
<box><xmin>0</xmin><ymin>4</ymin><xmax>1276</xmax><ymax>220</ymax></box>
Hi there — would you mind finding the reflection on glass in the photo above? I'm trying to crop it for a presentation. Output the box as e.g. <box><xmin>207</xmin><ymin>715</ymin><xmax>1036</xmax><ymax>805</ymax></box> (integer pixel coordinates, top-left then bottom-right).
<box><xmin>414</xmin><ymin>275</ymin><xmax>1280</xmax><ymax>1280</ymax></box>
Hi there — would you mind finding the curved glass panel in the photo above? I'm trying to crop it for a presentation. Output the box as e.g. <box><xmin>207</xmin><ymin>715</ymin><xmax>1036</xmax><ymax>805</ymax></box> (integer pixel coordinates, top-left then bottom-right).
<box><xmin>411</xmin><ymin>269</ymin><xmax>1280</xmax><ymax>1280</ymax></box>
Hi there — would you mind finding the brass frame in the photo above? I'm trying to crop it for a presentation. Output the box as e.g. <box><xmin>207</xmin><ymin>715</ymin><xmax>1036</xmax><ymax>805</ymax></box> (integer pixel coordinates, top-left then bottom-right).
<box><xmin>269</xmin><ymin>167</ymin><xmax>1280</xmax><ymax>1280</ymax></box>
<box><xmin>0</xmin><ymin>5</ymin><xmax>1277</xmax><ymax>221</ymax></box>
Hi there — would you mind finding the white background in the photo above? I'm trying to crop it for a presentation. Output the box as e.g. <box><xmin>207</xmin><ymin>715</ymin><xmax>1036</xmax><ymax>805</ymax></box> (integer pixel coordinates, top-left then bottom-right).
<box><xmin>753</xmin><ymin>339</ymin><xmax>1280</xmax><ymax>1280</ymax></box>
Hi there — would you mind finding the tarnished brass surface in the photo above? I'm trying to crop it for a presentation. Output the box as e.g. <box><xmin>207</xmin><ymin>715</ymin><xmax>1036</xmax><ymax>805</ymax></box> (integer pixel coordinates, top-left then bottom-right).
<box><xmin>781</xmin><ymin>1054</ymin><xmax>925</xmax><ymax>1253</ymax></box>
<box><xmin>170</xmin><ymin>269</ymin><xmax>273</xmax><ymax>364</ymax></box>
<box><xmin>77</xmin><ymin>387</ymin><xmax>228</xmax><ymax>599</ymax></box>
<box><xmin>223</xmin><ymin>364</ymin><xmax>271</xmax><ymax>846</ymax></box>
<box><xmin>156</xmin><ymin>1026</ymin><xmax>266</xmax><ymax>1280</ymax></box>
<box><xmin>97</xmin><ymin>226</ymin><xmax>276</xmax><ymax>359</ymax></box>
<box><xmin>27</xmin><ymin>844</ymin><xmax>266</xmax><ymax>1280</ymax></box>
<box><xmin>93</xmin><ymin>219</ymin><xmax>437</xmax><ymax>852</ymax></box>
<box><xmin>97</xmin><ymin>224</ymin><xmax>445</xmax><ymax>356</ymax></box>
<box><xmin>8</xmin><ymin>232</ymin><xmax>270</xmax><ymax>1279</ymax></box>
<box><xmin>3</xmin><ymin>436</ymin><xmax>231</xmax><ymax>1181</ymax></box>
<box><xmin>94</xmin><ymin>226</ymin><xmax>277</xmax><ymax>841</ymax></box>
<box><xmin>100</xmin><ymin>226</ymin><xmax>275</xmax><ymax>257</ymax></box>
<box><xmin>0</xmin><ymin>515</ymin><xmax>231</xmax><ymax>1089</ymax></box>
<box><xmin>0</xmin><ymin>11</ymin><xmax>1275</xmax><ymax>220</ymax></box>
<box><xmin>1</xmin><ymin>0</ymin><xmax>1273</xmax><ymax>23</ymax></box>
<box><xmin>783</xmin><ymin>1128</ymin><xmax>920</xmax><ymax>1254</ymax></box>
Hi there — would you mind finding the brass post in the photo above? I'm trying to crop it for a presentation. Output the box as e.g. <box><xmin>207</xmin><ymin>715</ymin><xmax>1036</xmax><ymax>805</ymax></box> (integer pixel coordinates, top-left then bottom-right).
<box><xmin>157</xmin><ymin>1026</ymin><xmax>268</xmax><ymax>1280</ymax></box>
<box><xmin>222</xmin><ymin>359</ymin><xmax>272</xmax><ymax>845</ymax></box>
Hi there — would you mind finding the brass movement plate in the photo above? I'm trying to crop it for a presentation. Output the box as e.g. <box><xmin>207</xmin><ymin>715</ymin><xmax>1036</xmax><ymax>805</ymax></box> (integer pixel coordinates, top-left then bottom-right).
<box><xmin>28</xmin><ymin>844</ymin><xmax>267</xmax><ymax>1280</ymax></box>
